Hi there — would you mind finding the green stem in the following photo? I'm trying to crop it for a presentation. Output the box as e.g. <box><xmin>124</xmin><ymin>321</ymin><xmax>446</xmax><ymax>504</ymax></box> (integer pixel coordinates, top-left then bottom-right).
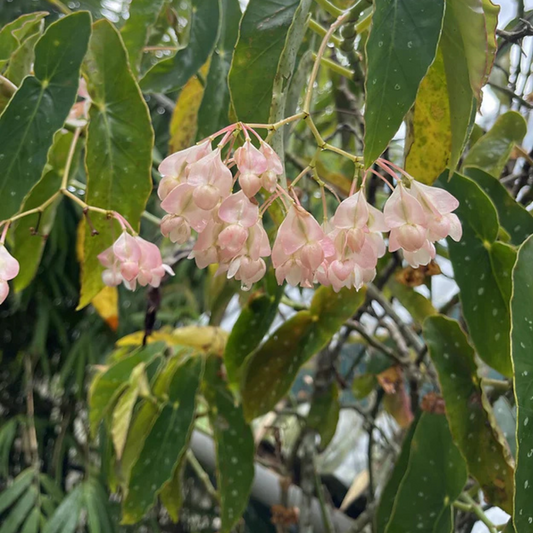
<box><xmin>313</xmin><ymin>53</ymin><xmax>355</xmax><ymax>79</ymax></box>
<box><xmin>460</xmin><ymin>494</ymin><xmax>498</xmax><ymax>533</ymax></box>
<box><xmin>314</xmin><ymin>0</ymin><xmax>343</xmax><ymax>17</ymax></box>
<box><xmin>308</xmin><ymin>19</ymin><xmax>343</xmax><ymax>48</ymax></box>
<box><xmin>186</xmin><ymin>450</ymin><xmax>218</xmax><ymax>501</ymax></box>
<box><xmin>46</xmin><ymin>0</ymin><xmax>71</xmax><ymax>14</ymax></box>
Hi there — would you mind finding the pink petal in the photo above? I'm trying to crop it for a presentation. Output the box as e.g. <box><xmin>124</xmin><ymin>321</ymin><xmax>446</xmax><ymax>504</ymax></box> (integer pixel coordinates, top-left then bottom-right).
<box><xmin>403</xmin><ymin>241</ymin><xmax>435</xmax><ymax>268</ymax></box>
<box><xmin>218</xmin><ymin>190</ymin><xmax>259</xmax><ymax>227</ymax></box>
<box><xmin>0</xmin><ymin>246</ymin><xmax>19</xmax><ymax>280</ymax></box>
<box><xmin>395</xmin><ymin>223</ymin><xmax>428</xmax><ymax>252</ymax></box>
<box><xmin>234</xmin><ymin>140</ymin><xmax>268</xmax><ymax>174</ymax></box>
<box><xmin>299</xmin><ymin>241</ymin><xmax>325</xmax><ymax>271</ymax></box>
<box><xmin>188</xmin><ymin>149</ymin><xmax>232</xmax><ymax>197</ymax></box>
<box><xmin>261</xmin><ymin>142</ymin><xmax>284</xmax><ymax>174</ymax></box>
<box><xmin>0</xmin><ymin>279</ymin><xmax>9</xmax><ymax>304</ymax></box>
<box><xmin>447</xmin><ymin>213</ymin><xmax>462</xmax><ymax>241</ymax></box>
<box><xmin>384</xmin><ymin>185</ymin><xmax>427</xmax><ymax>228</ymax></box>
<box><xmin>411</xmin><ymin>181</ymin><xmax>459</xmax><ymax>214</ymax></box>
<box><xmin>333</xmin><ymin>192</ymin><xmax>369</xmax><ymax>229</ymax></box>
<box><xmin>193</xmin><ymin>184</ymin><xmax>220</xmax><ymax>210</ymax></box>
<box><xmin>239</xmin><ymin>172</ymin><xmax>262</xmax><ymax>198</ymax></box>
<box><xmin>160</xmin><ymin>183</ymin><xmax>195</xmax><ymax>215</ymax></box>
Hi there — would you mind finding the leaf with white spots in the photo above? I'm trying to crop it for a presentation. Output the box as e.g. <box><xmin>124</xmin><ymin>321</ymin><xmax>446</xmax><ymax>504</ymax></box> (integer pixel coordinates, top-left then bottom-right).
<box><xmin>88</xmin><ymin>343</ymin><xmax>163</xmax><ymax>438</ymax></box>
<box><xmin>241</xmin><ymin>287</ymin><xmax>366</xmax><ymax>420</ymax></box>
<box><xmin>122</xmin><ymin>355</ymin><xmax>203</xmax><ymax>524</ymax></box>
<box><xmin>204</xmin><ymin>356</ymin><xmax>255</xmax><ymax>533</ymax></box>
<box><xmin>439</xmin><ymin>172</ymin><xmax>516</xmax><ymax>377</ymax></box>
<box><xmin>385</xmin><ymin>413</ymin><xmax>467</xmax><ymax>533</ymax></box>
<box><xmin>510</xmin><ymin>234</ymin><xmax>533</xmax><ymax>533</ymax></box>
<box><xmin>424</xmin><ymin>315</ymin><xmax>514</xmax><ymax>512</ymax></box>
<box><xmin>466</xmin><ymin>167</ymin><xmax>533</xmax><ymax>246</ymax></box>
<box><xmin>224</xmin><ymin>273</ymin><xmax>282</xmax><ymax>387</ymax></box>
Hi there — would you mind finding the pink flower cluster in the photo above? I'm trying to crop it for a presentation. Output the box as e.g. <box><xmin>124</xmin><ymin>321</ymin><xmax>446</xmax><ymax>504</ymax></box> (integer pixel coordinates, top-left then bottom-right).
<box><xmin>156</xmin><ymin>130</ymin><xmax>462</xmax><ymax>292</ymax></box>
<box><xmin>157</xmin><ymin>128</ymin><xmax>283</xmax><ymax>290</ymax></box>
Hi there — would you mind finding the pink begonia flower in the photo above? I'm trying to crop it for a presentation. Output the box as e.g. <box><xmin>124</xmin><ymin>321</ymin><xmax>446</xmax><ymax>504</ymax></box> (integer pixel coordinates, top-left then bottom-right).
<box><xmin>217</xmin><ymin>191</ymin><xmax>259</xmax><ymax>257</ymax></box>
<box><xmin>383</xmin><ymin>179</ymin><xmax>461</xmax><ymax>268</ymax></box>
<box><xmin>260</xmin><ymin>143</ymin><xmax>284</xmax><ymax>193</ymax></box>
<box><xmin>189</xmin><ymin>220</ymin><xmax>222</xmax><ymax>269</ymax></box>
<box><xmin>0</xmin><ymin>245</ymin><xmax>20</xmax><ymax>305</ymax></box>
<box><xmin>187</xmin><ymin>148</ymin><xmax>233</xmax><ymax>210</ymax></box>
<box><xmin>217</xmin><ymin>222</ymin><xmax>271</xmax><ymax>290</ymax></box>
<box><xmin>160</xmin><ymin>183</ymin><xmax>212</xmax><ymax>243</ymax></box>
<box><xmin>234</xmin><ymin>140</ymin><xmax>268</xmax><ymax>198</ymax></box>
<box><xmin>157</xmin><ymin>141</ymin><xmax>212</xmax><ymax>201</ymax></box>
<box><xmin>272</xmin><ymin>206</ymin><xmax>334</xmax><ymax>287</ymax></box>
<box><xmin>98</xmin><ymin>233</ymin><xmax>173</xmax><ymax>291</ymax></box>
<box><xmin>317</xmin><ymin>192</ymin><xmax>386</xmax><ymax>292</ymax></box>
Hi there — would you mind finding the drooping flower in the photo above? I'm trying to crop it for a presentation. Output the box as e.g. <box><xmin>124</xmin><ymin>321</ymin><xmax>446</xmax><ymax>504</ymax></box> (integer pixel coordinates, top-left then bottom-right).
<box><xmin>317</xmin><ymin>191</ymin><xmax>387</xmax><ymax>291</ymax></box>
<box><xmin>160</xmin><ymin>183</ymin><xmax>212</xmax><ymax>243</ymax></box>
<box><xmin>260</xmin><ymin>143</ymin><xmax>284</xmax><ymax>193</ymax></box>
<box><xmin>234</xmin><ymin>140</ymin><xmax>268</xmax><ymax>197</ymax></box>
<box><xmin>187</xmin><ymin>148</ymin><xmax>233</xmax><ymax>210</ymax></box>
<box><xmin>0</xmin><ymin>245</ymin><xmax>20</xmax><ymax>305</ymax></box>
<box><xmin>157</xmin><ymin>141</ymin><xmax>212</xmax><ymax>201</ymax></box>
<box><xmin>98</xmin><ymin>232</ymin><xmax>173</xmax><ymax>291</ymax></box>
<box><xmin>272</xmin><ymin>205</ymin><xmax>334</xmax><ymax>287</ymax></box>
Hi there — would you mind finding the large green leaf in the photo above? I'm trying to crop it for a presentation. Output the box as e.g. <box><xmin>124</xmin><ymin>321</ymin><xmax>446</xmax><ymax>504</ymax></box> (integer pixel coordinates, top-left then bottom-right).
<box><xmin>88</xmin><ymin>344</ymin><xmax>162</xmax><ymax>437</ymax></box>
<box><xmin>0</xmin><ymin>12</ymin><xmax>48</xmax><ymax>68</ymax></box>
<box><xmin>404</xmin><ymin>48</ymin><xmax>451</xmax><ymax>185</ymax></box>
<box><xmin>197</xmin><ymin>0</ymin><xmax>241</xmax><ymax>139</ymax></box>
<box><xmin>440</xmin><ymin>173</ymin><xmax>515</xmax><ymax>377</ymax></box>
<box><xmin>376</xmin><ymin>419</ymin><xmax>418</xmax><ymax>533</ymax></box>
<box><xmin>13</xmin><ymin>130</ymin><xmax>80</xmax><ymax>292</ymax></box>
<box><xmin>463</xmin><ymin>111</ymin><xmax>527</xmax><ymax>177</ymax></box>
<box><xmin>242</xmin><ymin>286</ymin><xmax>366</xmax><ymax>420</ymax></box>
<box><xmin>307</xmin><ymin>381</ymin><xmax>340</xmax><ymax>449</ymax></box>
<box><xmin>446</xmin><ymin>0</ymin><xmax>491</xmax><ymax>99</ymax></box>
<box><xmin>424</xmin><ymin>316</ymin><xmax>514</xmax><ymax>512</ymax></box>
<box><xmin>140</xmin><ymin>0</ymin><xmax>220</xmax><ymax>94</ymax></box>
<box><xmin>204</xmin><ymin>357</ymin><xmax>255</xmax><ymax>533</ymax></box>
<box><xmin>79</xmin><ymin>19</ymin><xmax>153</xmax><ymax>309</ymax></box>
<box><xmin>510</xmin><ymin>234</ymin><xmax>533</xmax><ymax>533</ymax></box>
<box><xmin>466</xmin><ymin>167</ymin><xmax>533</xmax><ymax>246</ymax></box>
<box><xmin>363</xmin><ymin>0</ymin><xmax>444</xmax><ymax>167</ymax></box>
<box><xmin>229</xmin><ymin>0</ymin><xmax>302</xmax><ymax>124</ymax></box>
<box><xmin>120</xmin><ymin>0</ymin><xmax>166</xmax><ymax>73</ymax></box>
<box><xmin>224</xmin><ymin>275</ymin><xmax>282</xmax><ymax>387</ymax></box>
<box><xmin>385</xmin><ymin>413</ymin><xmax>467</xmax><ymax>533</ymax></box>
<box><xmin>122</xmin><ymin>355</ymin><xmax>203</xmax><ymax>523</ymax></box>
<box><xmin>440</xmin><ymin>5</ymin><xmax>475</xmax><ymax>174</ymax></box>
<box><xmin>0</xmin><ymin>12</ymin><xmax>91</xmax><ymax>220</ymax></box>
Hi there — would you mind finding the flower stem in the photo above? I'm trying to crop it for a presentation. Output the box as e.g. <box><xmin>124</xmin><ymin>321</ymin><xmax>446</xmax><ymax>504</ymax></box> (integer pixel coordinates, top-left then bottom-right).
<box><xmin>61</xmin><ymin>127</ymin><xmax>82</xmax><ymax>190</ymax></box>
<box><xmin>459</xmin><ymin>494</ymin><xmax>499</xmax><ymax>533</ymax></box>
<box><xmin>312</xmin><ymin>53</ymin><xmax>355</xmax><ymax>79</ymax></box>
<box><xmin>308</xmin><ymin>18</ymin><xmax>343</xmax><ymax>48</ymax></box>
<box><xmin>314</xmin><ymin>0</ymin><xmax>343</xmax><ymax>17</ymax></box>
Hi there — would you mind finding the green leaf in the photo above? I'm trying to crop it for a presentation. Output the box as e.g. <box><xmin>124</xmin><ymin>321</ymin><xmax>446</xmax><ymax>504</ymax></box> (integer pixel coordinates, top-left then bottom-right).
<box><xmin>440</xmin><ymin>173</ymin><xmax>515</xmax><ymax>377</ymax></box>
<box><xmin>363</xmin><ymin>0</ymin><xmax>444</xmax><ymax>167</ymax></box>
<box><xmin>197</xmin><ymin>0</ymin><xmax>241</xmax><ymax>139</ymax></box>
<box><xmin>376</xmin><ymin>419</ymin><xmax>418</xmax><ymax>533</ymax></box>
<box><xmin>0</xmin><ymin>12</ymin><xmax>48</xmax><ymax>68</ymax></box>
<box><xmin>510</xmin><ymin>234</ymin><xmax>533</xmax><ymax>532</ymax></box>
<box><xmin>43</xmin><ymin>485</ymin><xmax>83</xmax><ymax>533</ymax></box>
<box><xmin>204</xmin><ymin>356</ymin><xmax>255</xmax><ymax>533</ymax></box>
<box><xmin>159</xmin><ymin>459</ymin><xmax>185</xmax><ymax>522</ymax></box>
<box><xmin>385</xmin><ymin>413</ymin><xmax>467</xmax><ymax>533</ymax></box>
<box><xmin>140</xmin><ymin>0</ymin><xmax>220</xmax><ymax>94</ymax></box>
<box><xmin>120</xmin><ymin>0</ymin><xmax>166</xmax><ymax>73</ymax></box>
<box><xmin>229</xmin><ymin>0</ymin><xmax>303</xmax><ymax>124</ymax></box>
<box><xmin>242</xmin><ymin>286</ymin><xmax>366</xmax><ymax>420</ymax></box>
<box><xmin>0</xmin><ymin>485</ymin><xmax>37</xmax><ymax>533</ymax></box>
<box><xmin>405</xmin><ymin>48</ymin><xmax>451</xmax><ymax>184</ymax></box>
<box><xmin>446</xmin><ymin>0</ymin><xmax>491</xmax><ymax>99</ymax></box>
<box><xmin>440</xmin><ymin>5</ymin><xmax>475</xmax><ymax>174</ymax></box>
<box><xmin>20</xmin><ymin>508</ymin><xmax>39</xmax><ymax>533</ymax></box>
<box><xmin>387</xmin><ymin>280</ymin><xmax>437</xmax><ymax>325</ymax></box>
<box><xmin>466</xmin><ymin>167</ymin><xmax>533</xmax><ymax>246</ymax></box>
<box><xmin>5</xmin><ymin>19</ymin><xmax>44</xmax><ymax>86</ymax></box>
<box><xmin>224</xmin><ymin>275</ymin><xmax>282</xmax><ymax>387</ymax></box>
<box><xmin>79</xmin><ymin>19</ymin><xmax>153</xmax><ymax>309</ymax></box>
<box><xmin>424</xmin><ymin>316</ymin><xmax>514</xmax><ymax>512</ymax></box>
<box><xmin>307</xmin><ymin>382</ymin><xmax>340</xmax><ymax>449</ymax></box>
<box><xmin>13</xmin><ymin>130</ymin><xmax>80</xmax><ymax>292</ymax></box>
<box><xmin>111</xmin><ymin>363</ymin><xmax>147</xmax><ymax>459</ymax></box>
<box><xmin>122</xmin><ymin>355</ymin><xmax>203</xmax><ymax>524</ymax></box>
<box><xmin>463</xmin><ymin>111</ymin><xmax>527</xmax><ymax>177</ymax></box>
<box><xmin>0</xmin><ymin>469</ymin><xmax>34</xmax><ymax>514</ymax></box>
<box><xmin>88</xmin><ymin>344</ymin><xmax>162</xmax><ymax>437</ymax></box>
<box><xmin>483</xmin><ymin>0</ymin><xmax>500</xmax><ymax>81</ymax></box>
<box><xmin>0</xmin><ymin>12</ymin><xmax>91</xmax><ymax>220</ymax></box>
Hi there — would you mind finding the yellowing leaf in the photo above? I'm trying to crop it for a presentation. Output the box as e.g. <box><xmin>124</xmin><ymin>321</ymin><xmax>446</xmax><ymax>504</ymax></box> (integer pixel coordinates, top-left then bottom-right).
<box><xmin>169</xmin><ymin>61</ymin><xmax>210</xmax><ymax>154</ymax></box>
<box><xmin>91</xmin><ymin>286</ymin><xmax>119</xmax><ymax>331</ymax></box>
<box><xmin>405</xmin><ymin>48</ymin><xmax>451</xmax><ymax>184</ymax></box>
<box><xmin>117</xmin><ymin>326</ymin><xmax>227</xmax><ymax>354</ymax></box>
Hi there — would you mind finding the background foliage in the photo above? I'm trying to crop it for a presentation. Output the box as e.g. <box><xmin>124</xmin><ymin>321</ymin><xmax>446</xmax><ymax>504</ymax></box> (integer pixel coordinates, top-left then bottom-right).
<box><xmin>0</xmin><ymin>0</ymin><xmax>533</xmax><ymax>532</ymax></box>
